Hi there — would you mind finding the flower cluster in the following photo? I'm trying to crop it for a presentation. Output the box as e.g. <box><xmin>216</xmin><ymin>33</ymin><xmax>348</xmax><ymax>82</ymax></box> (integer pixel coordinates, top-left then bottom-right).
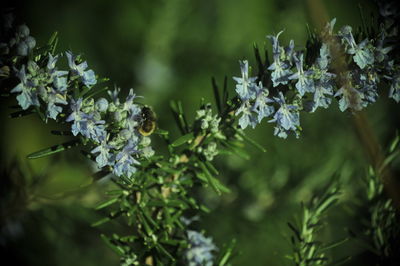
<box><xmin>233</xmin><ymin>61</ymin><xmax>275</xmax><ymax>130</ymax></box>
<box><xmin>9</xmin><ymin>50</ymin><xmax>97</xmax><ymax>121</ymax></box>
<box><xmin>195</xmin><ymin>103</ymin><xmax>221</xmax><ymax>134</ymax></box>
<box><xmin>233</xmin><ymin>13</ymin><xmax>400</xmax><ymax>138</ymax></box>
<box><xmin>88</xmin><ymin>88</ymin><xmax>154</xmax><ymax>177</ymax></box>
<box><xmin>185</xmin><ymin>230</ymin><xmax>217</xmax><ymax>266</ymax></box>
<box><xmin>11</xmin><ymin>55</ymin><xmax>68</xmax><ymax>117</ymax></box>
<box><xmin>0</xmin><ymin>16</ymin><xmax>36</xmax><ymax>57</ymax></box>
<box><xmin>66</xmin><ymin>51</ymin><xmax>97</xmax><ymax>87</ymax></box>
<box><xmin>3</xmin><ymin>22</ymin><xmax>153</xmax><ymax>180</ymax></box>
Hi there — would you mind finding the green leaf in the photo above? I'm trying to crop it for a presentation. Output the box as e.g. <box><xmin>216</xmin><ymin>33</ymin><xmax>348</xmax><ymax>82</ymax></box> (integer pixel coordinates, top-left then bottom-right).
<box><xmin>220</xmin><ymin>140</ymin><xmax>250</xmax><ymax>160</ymax></box>
<box><xmin>91</xmin><ymin>217</ymin><xmax>111</xmax><ymax>227</ymax></box>
<box><xmin>47</xmin><ymin>31</ymin><xmax>59</xmax><ymax>54</ymax></box>
<box><xmin>218</xmin><ymin>239</ymin><xmax>237</xmax><ymax>266</ymax></box>
<box><xmin>170</xmin><ymin>100</ymin><xmax>189</xmax><ymax>134</ymax></box>
<box><xmin>9</xmin><ymin>109</ymin><xmax>35</xmax><ymax>118</ymax></box>
<box><xmin>136</xmin><ymin>212</ymin><xmax>153</xmax><ymax>236</ymax></box>
<box><xmin>47</xmin><ymin>31</ymin><xmax>58</xmax><ymax>45</ymax></box>
<box><xmin>320</xmin><ymin>238</ymin><xmax>349</xmax><ymax>251</ymax></box>
<box><xmin>170</xmin><ymin>132</ymin><xmax>194</xmax><ymax>147</ymax></box>
<box><xmin>222</xmin><ymin>76</ymin><xmax>229</xmax><ymax>110</ymax></box>
<box><xmin>50</xmin><ymin>130</ymin><xmax>73</xmax><ymax>136</ymax></box>
<box><xmin>211</xmin><ymin>77</ymin><xmax>222</xmax><ymax>114</ymax></box>
<box><xmin>155</xmin><ymin>243</ymin><xmax>175</xmax><ymax>261</ymax></box>
<box><xmin>142</xmin><ymin>209</ymin><xmax>160</xmax><ymax>229</ymax></box>
<box><xmin>389</xmin><ymin>133</ymin><xmax>399</xmax><ymax>153</ymax></box>
<box><xmin>331</xmin><ymin>256</ymin><xmax>352</xmax><ymax>266</ymax></box>
<box><xmin>100</xmin><ymin>234</ymin><xmax>125</xmax><ymax>256</ymax></box>
<box><xmin>34</xmin><ymin>106</ymin><xmax>46</xmax><ymax>121</ymax></box>
<box><xmin>95</xmin><ymin>197</ymin><xmax>119</xmax><ymax>210</ymax></box>
<box><xmin>198</xmin><ymin>161</ymin><xmax>230</xmax><ymax>195</ymax></box>
<box><xmin>92</xmin><ymin>169</ymin><xmax>112</xmax><ymax>181</ymax></box>
<box><xmin>83</xmin><ymin>86</ymin><xmax>109</xmax><ymax>100</ymax></box>
<box><xmin>155</xmin><ymin>129</ymin><xmax>169</xmax><ymax>136</ymax></box>
<box><xmin>205</xmin><ymin>161</ymin><xmax>219</xmax><ymax>176</ymax></box>
<box><xmin>287</xmin><ymin>222</ymin><xmax>301</xmax><ymax>242</ymax></box>
<box><xmin>379</xmin><ymin>150</ymin><xmax>400</xmax><ymax>174</ymax></box>
<box><xmin>196</xmin><ymin>172</ymin><xmax>208</xmax><ymax>183</ymax></box>
<box><xmin>235</xmin><ymin>129</ymin><xmax>266</xmax><ymax>152</ymax></box>
<box><xmin>200</xmin><ymin>204</ymin><xmax>211</xmax><ymax>213</ymax></box>
<box><xmin>105</xmin><ymin>189</ymin><xmax>124</xmax><ymax>196</ymax></box>
<box><xmin>253</xmin><ymin>44</ymin><xmax>266</xmax><ymax>77</ymax></box>
<box><xmin>27</xmin><ymin>139</ymin><xmax>80</xmax><ymax>159</ymax></box>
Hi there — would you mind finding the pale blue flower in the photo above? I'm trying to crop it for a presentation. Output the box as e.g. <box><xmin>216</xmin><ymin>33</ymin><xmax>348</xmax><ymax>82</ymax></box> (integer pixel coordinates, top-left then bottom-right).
<box><xmin>108</xmin><ymin>87</ymin><xmax>121</xmax><ymax>105</ymax></box>
<box><xmin>91</xmin><ymin>137</ymin><xmax>113</xmax><ymax>168</ymax></box>
<box><xmin>113</xmin><ymin>140</ymin><xmax>140</xmax><ymax>177</ymax></box>
<box><xmin>10</xmin><ymin>65</ymin><xmax>39</xmax><ymax>110</ymax></box>
<box><xmin>334</xmin><ymin>84</ymin><xmax>364</xmax><ymax>112</ymax></box>
<box><xmin>66</xmin><ymin>98</ymin><xmax>84</xmax><ymax>124</ymax></box>
<box><xmin>289</xmin><ymin>53</ymin><xmax>315</xmax><ymax>96</ymax></box>
<box><xmin>268</xmin><ymin>60</ymin><xmax>292</xmax><ymax>87</ymax></box>
<box><xmin>66</xmin><ymin>51</ymin><xmax>97</xmax><ymax>87</ymax></box>
<box><xmin>185</xmin><ymin>230</ymin><xmax>217</xmax><ymax>266</ymax></box>
<box><xmin>267</xmin><ymin>31</ymin><xmax>293</xmax><ymax>87</ymax></box>
<box><xmin>355</xmin><ymin>69</ymin><xmax>379</xmax><ymax>107</ymax></box>
<box><xmin>77</xmin><ymin>113</ymin><xmax>106</xmax><ymax>142</ymax></box>
<box><xmin>311</xmin><ymin>84</ymin><xmax>333</xmax><ymax>113</ymax></box>
<box><xmin>233</xmin><ymin>60</ymin><xmax>257</xmax><ymax>100</ymax></box>
<box><xmin>375</xmin><ymin>28</ymin><xmax>393</xmax><ymax>63</ymax></box>
<box><xmin>47</xmin><ymin>54</ymin><xmax>68</xmax><ymax>77</ymax></box>
<box><xmin>235</xmin><ymin>101</ymin><xmax>257</xmax><ymax>129</ymax></box>
<box><xmin>251</xmin><ymin>82</ymin><xmax>274</xmax><ymax>123</ymax></box>
<box><xmin>46</xmin><ymin>76</ymin><xmax>68</xmax><ymax>120</ymax></box>
<box><xmin>95</xmin><ymin>98</ymin><xmax>109</xmax><ymax>112</ymax></box>
<box><xmin>308</xmin><ymin>45</ymin><xmax>336</xmax><ymax>112</ymax></box>
<box><xmin>273</xmin><ymin>125</ymin><xmax>288</xmax><ymax>139</ymax></box>
<box><xmin>268</xmin><ymin>31</ymin><xmax>284</xmax><ymax>58</ymax></box>
<box><xmin>317</xmin><ymin>43</ymin><xmax>330</xmax><ymax>70</ymax></box>
<box><xmin>66</xmin><ymin>98</ymin><xmax>106</xmax><ymax>141</ymax></box>
<box><xmin>311</xmin><ymin>84</ymin><xmax>333</xmax><ymax>112</ymax></box>
<box><xmin>339</xmin><ymin>26</ymin><xmax>374</xmax><ymax>69</ymax></box>
<box><xmin>284</xmin><ymin>39</ymin><xmax>296</xmax><ymax>63</ymax></box>
<box><xmin>269</xmin><ymin>92</ymin><xmax>300</xmax><ymax>132</ymax></box>
<box><xmin>123</xmin><ymin>89</ymin><xmax>142</xmax><ymax>114</ymax></box>
<box><xmin>388</xmin><ymin>72</ymin><xmax>400</xmax><ymax>102</ymax></box>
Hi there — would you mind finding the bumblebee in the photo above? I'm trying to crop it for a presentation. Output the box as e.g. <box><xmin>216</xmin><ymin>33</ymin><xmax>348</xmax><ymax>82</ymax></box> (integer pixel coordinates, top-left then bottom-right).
<box><xmin>138</xmin><ymin>106</ymin><xmax>156</xmax><ymax>136</ymax></box>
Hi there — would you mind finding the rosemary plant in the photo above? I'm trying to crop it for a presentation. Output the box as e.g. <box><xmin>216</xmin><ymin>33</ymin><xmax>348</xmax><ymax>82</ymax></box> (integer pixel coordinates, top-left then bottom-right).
<box><xmin>362</xmin><ymin>134</ymin><xmax>400</xmax><ymax>265</ymax></box>
<box><xmin>0</xmin><ymin>0</ymin><xmax>399</xmax><ymax>265</ymax></box>
<box><xmin>287</xmin><ymin>182</ymin><xmax>343</xmax><ymax>266</ymax></box>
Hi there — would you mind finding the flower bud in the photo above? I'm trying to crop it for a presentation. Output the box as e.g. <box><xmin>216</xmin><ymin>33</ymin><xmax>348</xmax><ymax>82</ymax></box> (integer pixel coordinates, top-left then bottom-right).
<box><xmin>95</xmin><ymin>98</ymin><xmax>109</xmax><ymax>112</ymax></box>
<box><xmin>17</xmin><ymin>24</ymin><xmax>30</xmax><ymax>38</ymax></box>
<box><xmin>119</xmin><ymin>129</ymin><xmax>132</xmax><ymax>140</ymax></box>
<box><xmin>16</xmin><ymin>42</ymin><xmax>28</xmax><ymax>56</ymax></box>
<box><xmin>25</xmin><ymin>36</ymin><xmax>36</xmax><ymax>50</ymax></box>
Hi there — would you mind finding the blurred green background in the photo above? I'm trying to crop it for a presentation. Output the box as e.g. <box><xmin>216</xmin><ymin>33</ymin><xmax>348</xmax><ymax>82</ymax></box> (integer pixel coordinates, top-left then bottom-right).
<box><xmin>1</xmin><ymin>0</ymin><xmax>399</xmax><ymax>265</ymax></box>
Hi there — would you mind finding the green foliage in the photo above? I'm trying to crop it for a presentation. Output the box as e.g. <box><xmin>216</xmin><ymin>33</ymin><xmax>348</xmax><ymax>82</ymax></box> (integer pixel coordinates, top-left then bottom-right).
<box><xmin>362</xmin><ymin>135</ymin><xmax>400</xmax><ymax>264</ymax></box>
<box><xmin>287</xmin><ymin>181</ymin><xmax>344</xmax><ymax>265</ymax></box>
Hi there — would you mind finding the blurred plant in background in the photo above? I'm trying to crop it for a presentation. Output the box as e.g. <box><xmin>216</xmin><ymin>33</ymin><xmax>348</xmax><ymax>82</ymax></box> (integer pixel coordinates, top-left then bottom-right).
<box><xmin>1</xmin><ymin>0</ymin><xmax>400</xmax><ymax>265</ymax></box>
